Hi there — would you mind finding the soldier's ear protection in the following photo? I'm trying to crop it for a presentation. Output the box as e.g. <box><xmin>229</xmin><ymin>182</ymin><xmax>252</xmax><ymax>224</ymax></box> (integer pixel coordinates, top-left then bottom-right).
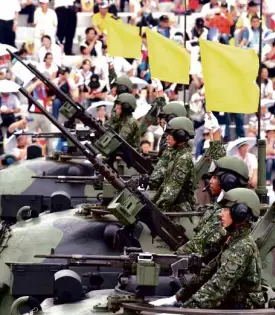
<box><xmin>170</xmin><ymin>129</ymin><xmax>190</xmax><ymax>142</ymax></box>
<box><xmin>219</xmin><ymin>173</ymin><xmax>240</xmax><ymax>192</ymax></box>
<box><xmin>121</xmin><ymin>102</ymin><xmax>134</xmax><ymax>115</ymax></box>
<box><xmin>230</xmin><ymin>203</ymin><xmax>252</xmax><ymax>223</ymax></box>
<box><xmin>166</xmin><ymin>114</ymin><xmax>176</xmax><ymax>123</ymax></box>
<box><xmin>116</xmin><ymin>85</ymin><xmax>131</xmax><ymax>95</ymax></box>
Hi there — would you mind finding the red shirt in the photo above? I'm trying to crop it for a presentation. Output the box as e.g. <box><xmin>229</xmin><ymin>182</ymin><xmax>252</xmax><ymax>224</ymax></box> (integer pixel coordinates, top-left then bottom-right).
<box><xmin>207</xmin><ymin>13</ymin><xmax>234</xmax><ymax>35</ymax></box>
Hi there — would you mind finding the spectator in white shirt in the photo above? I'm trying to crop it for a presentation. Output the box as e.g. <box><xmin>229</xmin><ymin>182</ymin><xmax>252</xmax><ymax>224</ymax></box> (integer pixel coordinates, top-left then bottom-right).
<box><xmin>34</xmin><ymin>0</ymin><xmax>58</xmax><ymax>49</ymax></box>
<box><xmin>234</xmin><ymin>141</ymin><xmax>258</xmax><ymax>188</ymax></box>
<box><xmin>37</xmin><ymin>35</ymin><xmax>63</xmax><ymax>66</ymax></box>
<box><xmin>201</xmin><ymin>0</ymin><xmax>219</xmax><ymax>18</ymax></box>
<box><xmin>80</xmin><ymin>27</ymin><xmax>103</xmax><ymax>59</ymax></box>
<box><xmin>0</xmin><ymin>0</ymin><xmax>21</xmax><ymax>47</ymax></box>
<box><xmin>37</xmin><ymin>52</ymin><xmax>58</xmax><ymax>79</ymax></box>
<box><xmin>260</xmin><ymin>66</ymin><xmax>274</xmax><ymax>99</ymax></box>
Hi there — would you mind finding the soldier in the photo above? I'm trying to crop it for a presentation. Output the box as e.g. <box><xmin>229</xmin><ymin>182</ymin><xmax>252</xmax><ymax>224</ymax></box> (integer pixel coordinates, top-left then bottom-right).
<box><xmin>176</xmin><ymin>157</ymin><xmax>250</xmax><ymax>262</ymax></box>
<box><xmin>107</xmin><ymin>93</ymin><xmax>140</xmax><ymax>148</ymax></box>
<box><xmin>152</xmin><ymin>117</ymin><xmax>195</xmax><ymax>213</ymax></box>
<box><xmin>111</xmin><ymin>75</ymin><xmax>133</xmax><ymax>96</ymax></box>
<box><xmin>157</xmin><ymin>101</ymin><xmax>187</xmax><ymax>156</ymax></box>
<box><xmin>149</xmin><ymin>102</ymin><xmax>187</xmax><ymax>190</ymax></box>
<box><xmin>151</xmin><ymin>188</ymin><xmax>265</xmax><ymax>309</ymax></box>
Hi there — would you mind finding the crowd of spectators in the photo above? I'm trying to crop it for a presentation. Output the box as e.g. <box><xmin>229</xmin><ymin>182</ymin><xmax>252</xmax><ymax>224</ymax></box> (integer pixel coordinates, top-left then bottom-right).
<box><xmin>0</xmin><ymin>0</ymin><xmax>275</xmax><ymax>189</ymax></box>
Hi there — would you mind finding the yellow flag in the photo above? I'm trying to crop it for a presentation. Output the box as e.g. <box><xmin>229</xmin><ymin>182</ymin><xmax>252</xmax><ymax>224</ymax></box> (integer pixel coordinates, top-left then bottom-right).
<box><xmin>145</xmin><ymin>28</ymin><xmax>190</xmax><ymax>84</ymax></box>
<box><xmin>106</xmin><ymin>19</ymin><xmax>142</xmax><ymax>58</ymax></box>
<box><xmin>200</xmin><ymin>39</ymin><xmax>259</xmax><ymax>114</ymax></box>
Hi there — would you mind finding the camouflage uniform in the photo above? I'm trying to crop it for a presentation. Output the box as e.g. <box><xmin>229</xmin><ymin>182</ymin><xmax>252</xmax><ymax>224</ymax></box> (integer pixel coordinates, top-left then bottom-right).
<box><xmin>149</xmin><ymin>147</ymin><xmax>173</xmax><ymax>189</ymax></box>
<box><xmin>152</xmin><ymin>143</ymin><xmax>195</xmax><ymax>212</ymax></box>
<box><xmin>177</xmin><ymin>225</ymin><xmax>265</xmax><ymax>309</ymax></box>
<box><xmin>109</xmin><ymin>67</ymin><xmax>117</xmax><ymax>85</ymax></box>
<box><xmin>139</xmin><ymin>96</ymin><xmax>166</xmax><ymax>136</ymax></box>
<box><xmin>176</xmin><ymin>141</ymin><xmax>226</xmax><ymax>259</ymax></box>
<box><xmin>108</xmin><ymin>115</ymin><xmax>140</xmax><ymax>148</ymax></box>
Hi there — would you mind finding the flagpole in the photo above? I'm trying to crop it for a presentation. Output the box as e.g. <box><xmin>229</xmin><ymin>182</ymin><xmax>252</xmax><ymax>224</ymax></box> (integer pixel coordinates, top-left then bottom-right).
<box><xmin>257</xmin><ymin>0</ymin><xmax>263</xmax><ymax>139</ymax></box>
<box><xmin>183</xmin><ymin>0</ymin><xmax>189</xmax><ymax>117</ymax></box>
<box><xmin>256</xmin><ymin>0</ymin><xmax>268</xmax><ymax>204</ymax></box>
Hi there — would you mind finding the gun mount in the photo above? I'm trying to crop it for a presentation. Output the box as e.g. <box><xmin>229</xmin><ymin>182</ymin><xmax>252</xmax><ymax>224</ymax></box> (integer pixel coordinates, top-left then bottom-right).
<box><xmin>18</xmin><ymin>86</ymin><xmax>188</xmax><ymax>251</ymax></box>
<box><xmin>9</xmin><ymin>51</ymin><xmax>153</xmax><ymax>175</ymax></box>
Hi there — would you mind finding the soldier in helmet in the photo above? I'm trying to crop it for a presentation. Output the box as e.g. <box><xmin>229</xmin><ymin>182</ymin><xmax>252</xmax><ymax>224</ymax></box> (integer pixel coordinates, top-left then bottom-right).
<box><xmin>157</xmin><ymin>101</ymin><xmax>187</xmax><ymax>156</ymax></box>
<box><xmin>111</xmin><ymin>75</ymin><xmax>133</xmax><ymax>96</ymax></box>
<box><xmin>149</xmin><ymin>101</ymin><xmax>187</xmax><ymax>190</ymax></box>
<box><xmin>152</xmin><ymin>117</ymin><xmax>196</xmax><ymax>214</ymax></box>
<box><xmin>107</xmin><ymin>93</ymin><xmax>140</xmax><ymax>148</ymax></box>
<box><xmin>176</xmin><ymin>156</ymin><xmax>250</xmax><ymax>260</ymax></box>
<box><xmin>151</xmin><ymin>188</ymin><xmax>265</xmax><ymax>309</ymax></box>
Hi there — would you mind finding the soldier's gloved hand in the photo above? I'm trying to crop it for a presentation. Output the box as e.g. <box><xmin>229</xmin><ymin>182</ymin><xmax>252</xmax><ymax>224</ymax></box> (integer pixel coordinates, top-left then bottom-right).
<box><xmin>149</xmin><ymin>296</ymin><xmax>177</xmax><ymax>306</ymax></box>
<box><xmin>139</xmin><ymin>174</ymin><xmax>150</xmax><ymax>190</ymax></box>
<box><xmin>204</xmin><ymin>112</ymin><xmax>220</xmax><ymax>133</ymax></box>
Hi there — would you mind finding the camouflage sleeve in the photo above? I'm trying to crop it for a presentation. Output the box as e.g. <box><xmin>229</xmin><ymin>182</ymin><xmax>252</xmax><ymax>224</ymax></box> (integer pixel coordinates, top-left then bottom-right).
<box><xmin>119</xmin><ymin>120</ymin><xmax>134</xmax><ymax>143</ymax></box>
<box><xmin>149</xmin><ymin>148</ymin><xmax>171</xmax><ymax>189</ymax></box>
<box><xmin>108</xmin><ymin>67</ymin><xmax>117</xmax><ymax>87</ymax></box>
<box><xmin>176</xmin><ymin>206</ymin><xmax>226</xmax><ymax>256</ymax></box>
<box><xmin>195</xmin><ymin>203</ymin><xmax>220</xmax><ymax>230</ymax></box>
<box><xmin>155</xmin><ymin>154</ymin><xmax>193</xmax><ymax>208</ymax></box>
<box><xmin>139</xmin><ymin>96</ymin><xmax>166</xmax><ymax>136</ymax></box>
<box><xmin>176</xmin><ymin>256</ymin><xmax>218</xmax><ymax>302</ymax></box>
<box><xmin>183</xmin><ymin>242</ymin><xmax>254</xmax><ymax>309</ymax></box>
<box><xmin>209</xmin><ymin>141</ymin><xmax>226</xmax><ymax>160</ymax></box>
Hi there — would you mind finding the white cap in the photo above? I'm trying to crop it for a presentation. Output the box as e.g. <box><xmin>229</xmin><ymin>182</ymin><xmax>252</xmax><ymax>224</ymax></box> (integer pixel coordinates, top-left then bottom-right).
<box><xmin>99</xmin><ymin>1</ymin><xmax>109</xmax><ymax>8</ymax></box>
<box><xmin>265</xmin><ymin>125</ymin><xmax>275</xmax><ymax>132</ymax></box>
<box><xmin>39</xmin><ymin>0</ymin><xmax>49</xmax><ymax>3</ymax></box>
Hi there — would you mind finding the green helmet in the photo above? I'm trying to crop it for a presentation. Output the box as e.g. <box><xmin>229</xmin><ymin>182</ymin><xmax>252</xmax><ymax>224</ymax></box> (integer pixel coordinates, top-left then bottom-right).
<box><xmin>116</xmin><ymin>93</ymin><xmax>137</xmax><ymax>110</ymax></box>
<box><xmin>217</xmin><ymin>188</ymin><xmax>260</xmax><ymax>219</ymax></box>
<box><xmin>161</xmin><ymin>101</ymin><xmax>187</xmax><ymax>118</ymax></box>
<box><xmin>166</xmin><ymin>117</ymin><xmax>195</xmax><ymax>137</ymax></box>
<box><xmin>115</xmin><ymin>75</ymin><xmax>133</xmax><ymax>92</ymax></box>
<box><xmin>208</xmin><ymin>156</ymin><xmax>249</xmax><ymax>184</ymax></box>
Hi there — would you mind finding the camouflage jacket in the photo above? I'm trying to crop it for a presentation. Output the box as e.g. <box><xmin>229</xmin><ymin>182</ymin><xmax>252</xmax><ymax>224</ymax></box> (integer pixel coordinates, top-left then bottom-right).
<box><xmin>139</xmin><ymin>96</ymin><xmax>166</xmax><ymax>136</ymax></box>
<box><xmin>208</xmin><ymin>140</ymin><xmax>226</xmax><ymax>160</ymax></box>
<box><xmin>149</xmin><ymin>147</ymin><xmax>173</xmax><ymax>190</ymax></box>
<box><xmin>108</xmin><ymin>115</ymin><xmax>140</xmax><ymax>148</ymax></box>
<box><xmin>152</xmin><ymin>143</ymin><xmax>195</xmax><ymax>212</ymax></box>
<box><xmin>108</xmin><ymin>67</ymin><xmax>117</xmax><ymax>87</ymax></box>
<box><xmin>179</xmin><ymin>225</ymin><xmax>265</xmax><ymax>309</ymax></box>
<box><xmin>176</xmin><ymin>203</ymin><xmax>227</xmax><ymax>263</ymax></box>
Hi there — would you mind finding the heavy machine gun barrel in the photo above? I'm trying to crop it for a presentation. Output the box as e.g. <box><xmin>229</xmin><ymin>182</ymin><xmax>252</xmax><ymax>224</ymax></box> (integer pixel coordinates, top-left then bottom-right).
<box><xmin>14</xmin><ymin>129</ymin><xmax>93</xmax><ymax>139</ymax></box>
<box><xmin>34</xmin><ymin>251</ymin><xmax>202</xmax><ymax>277</ymax></box>
<box><xmin>8</xmin><ymin>50</ymin><xmax>153</xmax><ymax>175</ymax></box>
<box><xmin>19</xmin><ymin>87</ymin><xmax>188</xmax><ymax>250</ymax></box>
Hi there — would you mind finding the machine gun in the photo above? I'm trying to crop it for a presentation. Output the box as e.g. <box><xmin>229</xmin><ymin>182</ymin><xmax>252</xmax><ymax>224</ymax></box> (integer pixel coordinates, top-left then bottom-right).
<box><xmin>8</xmin><ymin>51</ymin><xmax>154</xmax><ymax>175</ymax></box>
<box><xmin>32</xmin><ymin>174</ymin><xmax>105</xmax><ymax>186</ymax></box>
<box><xmin>13</xmin><ymin>129</ymin><xmax>94</xmax><ymax>141</ymax></box>
<box><xmin>18</xmin><ymin>86</ymin><xmax>188</xmax><ymax>250</ymax></box>
<box><xmin>34</xmin><ymin>250</ymin><xmax>202</xmax><ymax>278</ymax></box>
<box><xmin>8</xmin><ymin>248</ymin><xmax>202</xmax><ymax>304</ymax></box>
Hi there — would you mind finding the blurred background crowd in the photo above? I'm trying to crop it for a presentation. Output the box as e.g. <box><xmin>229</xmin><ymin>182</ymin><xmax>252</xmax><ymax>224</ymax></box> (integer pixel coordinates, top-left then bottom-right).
<box><xmin>0</xmin><ymin>0</ymin><xmax>275</xmax><ymax>194</ymax></box>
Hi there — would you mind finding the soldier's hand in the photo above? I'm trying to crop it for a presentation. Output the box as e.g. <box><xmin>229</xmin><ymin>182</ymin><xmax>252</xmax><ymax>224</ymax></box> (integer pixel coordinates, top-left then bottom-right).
<box><xmin>139</xmin><ymin>174</ymin><xmax>149</xmax><ymax>190</ymax></box>
<box><xmin>149</xmin><ymin>295</ymin><xmax>177</xmax><ymax>306</ymax></box>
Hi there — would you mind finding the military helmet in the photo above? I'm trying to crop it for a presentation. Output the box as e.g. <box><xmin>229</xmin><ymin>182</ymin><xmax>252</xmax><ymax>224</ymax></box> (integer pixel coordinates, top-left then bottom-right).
<box><xmin>115</xmin><ymin>75</ymin><xmax>133</xmax><ymax>93</ymax></box>
<box><xmin>161</xmin><ymin>101</ymin><xmax>187</xmax><ymax>119</ymax></box>
<box><xmin>208</xmin><ymin>156</ymin><xmax>249</xmax><ymax>191</ymax></box>
<box><xmin>217</xmin><ymin>188</ymin><xmax>260</xmax><ymax>221</ymax></box>
<box><xmin>115</xmin><ymin>93</ymin><xmax>137</xmax><ymax>112</ymax></box>
<box><xmin>166</xmin><ymin>117</ymin><xmax>195</xmax><ymax>141</ymax></box>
